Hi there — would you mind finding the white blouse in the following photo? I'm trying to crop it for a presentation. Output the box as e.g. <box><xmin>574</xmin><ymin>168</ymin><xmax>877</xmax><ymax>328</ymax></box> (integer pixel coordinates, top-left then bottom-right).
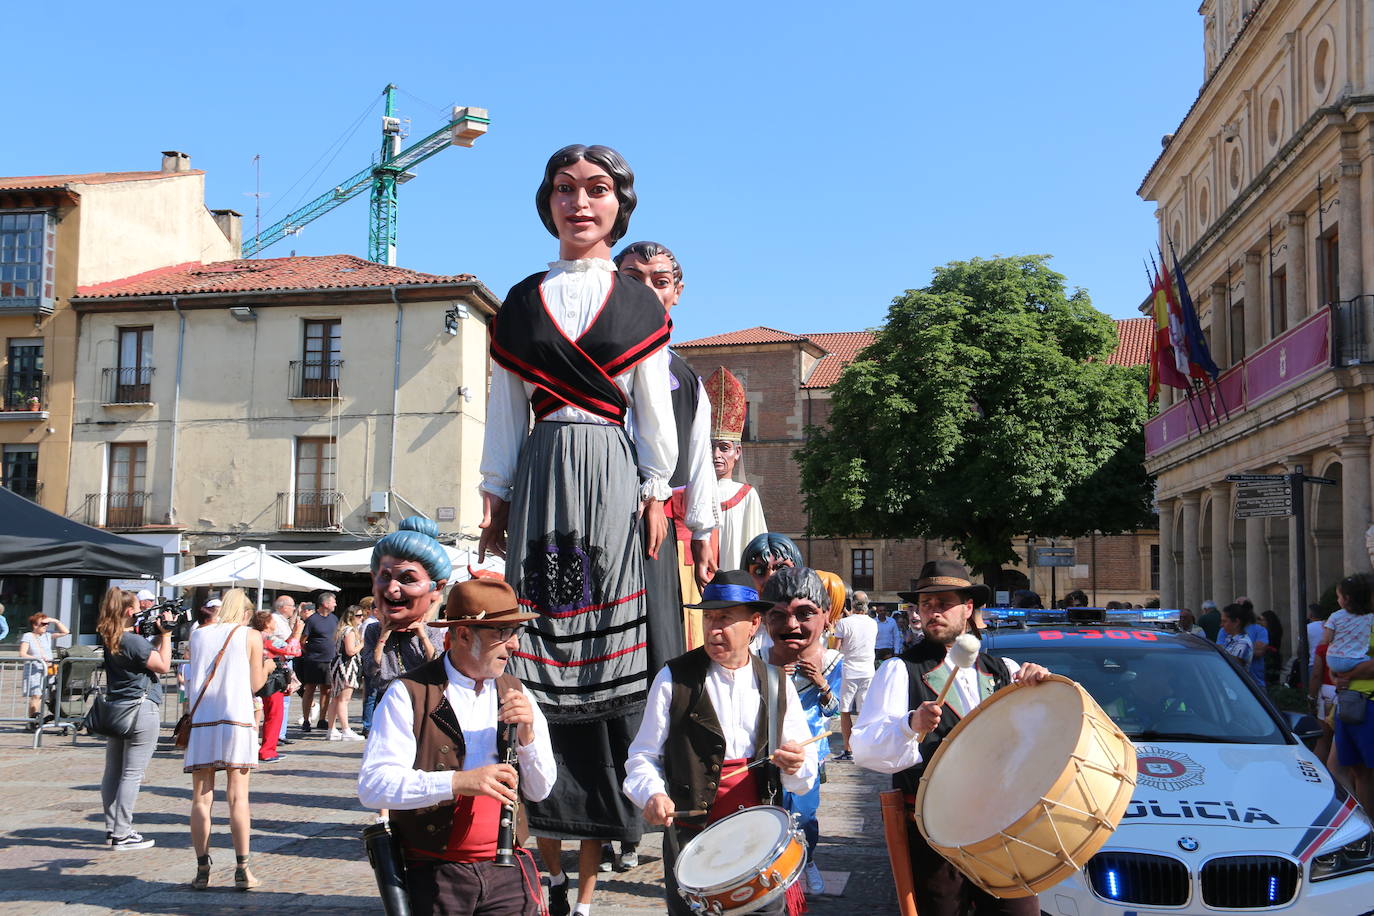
<box><xmin>480</xmin><ymin>258</ymin><xmax>677</xmax><ymax>503</ymax></box>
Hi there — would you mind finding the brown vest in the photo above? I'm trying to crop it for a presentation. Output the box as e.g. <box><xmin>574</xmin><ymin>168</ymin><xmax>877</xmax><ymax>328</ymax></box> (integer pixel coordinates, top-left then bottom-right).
<box><xmin>662</xmin><ymin>647</ymin><xmax>785</xmax><ymax>828</ymax></box>
<box><xmin>388</xmin><ymin>656</ymin><xmax>521</xmax><ymax>855</ymax></box>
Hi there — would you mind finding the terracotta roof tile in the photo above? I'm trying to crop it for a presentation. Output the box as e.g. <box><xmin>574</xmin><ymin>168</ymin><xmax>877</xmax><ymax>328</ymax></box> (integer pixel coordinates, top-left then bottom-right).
<box><xmin>0</xmin><ymin>170</ymin><xmax>204</xmax><ymax>191</ymax></box>
<box><xmin>74</xmin><ymin>255</ymin><xmax>476</xmax><ymax>299</ymax></box>
<box><xmin>674</xmin><ymin>326</ymin><xmax>808</xmax><ymax>347</ymax></box>
<box><xmin>1109</xmin><ymin>317</ymin><xmax>1152</xmax><ymax>367</ymax></box>
<box><xmin>801</xmin><ymin>331</ymin><xmax>876</xmax><ymax>388</ymax></box>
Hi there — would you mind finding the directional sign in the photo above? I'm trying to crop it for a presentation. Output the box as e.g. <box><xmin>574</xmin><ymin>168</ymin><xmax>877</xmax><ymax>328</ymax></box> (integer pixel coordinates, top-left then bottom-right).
<box><xmin>1237</xmin><ymin>484</ymin><xmax>1291</xmax><ymax>498</ymax></box>
<box><xmin>1226</xmin><ymin>474</ymin><xmax>1288</xmax><ymax>482</ymax></box>
<box><xmin>1304</xmin><ymin>475</ymin><xmax>1338</xmax><ymax>486</ymax></box>
<box><xmin>1035</xmin><ymin>556</ymin><xmax>1076</xmax><ymax>567</ymax></box>
<box><xmin>1032</xmin><ymin>546</ymin><xmax>1075</xmax><ymax>567</ymax></box>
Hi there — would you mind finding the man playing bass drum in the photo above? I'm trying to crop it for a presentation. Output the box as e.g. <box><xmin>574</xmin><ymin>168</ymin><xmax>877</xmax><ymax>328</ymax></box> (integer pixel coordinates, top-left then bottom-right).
<box><xmin>852</xmin><ymin>560</ymin><xmax>1051</xmax><ymax>916</ymax></box>
<box><xmin>359</xmin><ymin>579</ymin><xmax>555</xmax><ymax>916</ymax></box>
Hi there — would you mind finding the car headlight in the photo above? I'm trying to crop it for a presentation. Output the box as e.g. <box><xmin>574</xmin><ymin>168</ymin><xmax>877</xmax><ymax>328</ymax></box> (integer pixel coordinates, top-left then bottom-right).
<box><xmin>1310</xmin><ymin>830</ymin><xmax>1374</xmax><ymax>882</ymax></box>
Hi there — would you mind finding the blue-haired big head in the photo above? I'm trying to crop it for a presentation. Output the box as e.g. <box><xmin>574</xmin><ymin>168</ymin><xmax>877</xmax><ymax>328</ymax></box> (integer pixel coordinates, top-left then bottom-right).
<box><xmin>740</xmin><ymin>532</ymin><xmax>802</xmax><ymax>573</ymax></box>
<box><xmin>371</xmin><ymin>515</ymin><xmax>452</xmax><ymax>585</ymax></box>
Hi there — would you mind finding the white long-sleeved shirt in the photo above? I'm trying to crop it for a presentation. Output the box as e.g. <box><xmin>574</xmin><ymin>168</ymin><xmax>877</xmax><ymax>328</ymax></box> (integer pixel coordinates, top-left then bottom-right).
<box><xmin>851</xmin><ymin>652</ymin><xmax>1021</xmax><ymax>775</ymax></box>
<box><xmin>357</xmin><ymin>655</ymin><xmax>556</xmax><ymax>810</ymax></box>
<box><xmin>679</xmin><ymin>374</ymin><xmax>718</xmax><ymax>540</ymax></box>
<box><xmin>479</xmin><ymin>259</ymin><xmax>677</xmax><ymax>503</ymax></box>
<box><xmin>622</xmin><ymin>659</ymin><xmax>818</xmax><ymax>809</ymax></box>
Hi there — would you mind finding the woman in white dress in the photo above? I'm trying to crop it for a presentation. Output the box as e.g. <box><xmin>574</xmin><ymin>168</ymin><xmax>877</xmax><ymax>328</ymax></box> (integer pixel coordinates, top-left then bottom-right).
<box><xmin>183</xmin><ymin>588</ymin><xmax>267</xmax><ymax>890</ymax></box>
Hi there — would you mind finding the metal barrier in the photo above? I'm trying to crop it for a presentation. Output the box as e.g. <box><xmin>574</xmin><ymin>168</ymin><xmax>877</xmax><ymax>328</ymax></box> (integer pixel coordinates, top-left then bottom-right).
<box><xmin>2</xmin><ymin>653</ymin><xmax>185</xmax><ymax>749</ymax></box>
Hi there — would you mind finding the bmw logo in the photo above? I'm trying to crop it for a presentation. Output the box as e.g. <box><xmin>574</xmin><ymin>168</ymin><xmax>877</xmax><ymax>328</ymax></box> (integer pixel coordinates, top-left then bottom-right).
<box><xmin>1178</xmin><ymin>836</ymin><xmax>1200</xmax><ymax>852</ymax></box>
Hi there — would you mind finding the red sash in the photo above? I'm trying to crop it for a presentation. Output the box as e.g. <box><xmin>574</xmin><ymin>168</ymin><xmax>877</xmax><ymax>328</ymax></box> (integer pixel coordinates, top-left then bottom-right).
<box><xmin>407</xmin><ymin>795</ymin><xmax>501</xmax><ymax>863</ymax></box>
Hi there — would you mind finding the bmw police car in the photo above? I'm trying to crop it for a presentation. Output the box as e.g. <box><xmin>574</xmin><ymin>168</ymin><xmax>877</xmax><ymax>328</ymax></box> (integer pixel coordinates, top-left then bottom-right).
<box><xmin>980</xmin><ymin>608</ymin><xmax>1374</xmax><ymax>915</ymax></box>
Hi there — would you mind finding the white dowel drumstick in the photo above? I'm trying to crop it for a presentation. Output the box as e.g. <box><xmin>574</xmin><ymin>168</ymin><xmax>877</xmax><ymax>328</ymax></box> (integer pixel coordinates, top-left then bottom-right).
<box><xmin>719</xmin><ymin>730</ymin><xmax>833</xmax><ymax>782</ymax></box>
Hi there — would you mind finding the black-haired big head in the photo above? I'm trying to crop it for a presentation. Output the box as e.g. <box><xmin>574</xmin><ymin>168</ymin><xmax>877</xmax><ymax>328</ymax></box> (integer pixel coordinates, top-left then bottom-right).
<box><xmin>536</xmin><ymin>144</ymin><xmax>636</xmax><ymax>248</ymax></box>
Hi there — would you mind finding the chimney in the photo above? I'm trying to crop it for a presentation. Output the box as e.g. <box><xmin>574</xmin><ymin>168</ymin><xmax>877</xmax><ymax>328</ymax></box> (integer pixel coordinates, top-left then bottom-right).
<box><xmin>161</xmin><ymin>150</ymin><xmax>191</xmax><ymax>173</ymax></box>
<box><xmin>211</xmin><ymin>209</ymin><xmax>243</xmax><ymax>254</ymax></box>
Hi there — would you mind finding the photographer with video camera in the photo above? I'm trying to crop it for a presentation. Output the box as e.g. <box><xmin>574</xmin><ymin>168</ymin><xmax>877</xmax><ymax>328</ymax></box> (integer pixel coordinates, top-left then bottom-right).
<box><xmin>94</xmin><ymin>587</ymin><xmax>173</xmax><ymax>850</ymax></box>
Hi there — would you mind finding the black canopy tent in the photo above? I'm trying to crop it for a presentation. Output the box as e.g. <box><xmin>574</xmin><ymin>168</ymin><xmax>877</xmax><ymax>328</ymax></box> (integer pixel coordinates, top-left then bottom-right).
<box><xmin>0</xmin><ymin>488</ymin><xmax>163</xmax><ymax>579</ymax></box>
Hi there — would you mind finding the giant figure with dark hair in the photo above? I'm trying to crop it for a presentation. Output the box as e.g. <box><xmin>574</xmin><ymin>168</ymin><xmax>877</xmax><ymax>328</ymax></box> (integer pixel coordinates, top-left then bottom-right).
<box><xmin>477</xmin><ymin>144</ymin><xmax>677</xmax><ymax>914</ymax></box>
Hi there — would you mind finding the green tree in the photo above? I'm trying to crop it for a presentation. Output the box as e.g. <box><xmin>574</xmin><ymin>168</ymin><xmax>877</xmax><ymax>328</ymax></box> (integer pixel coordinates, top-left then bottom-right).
<box><xmin>796</xmin><ymin>255</ymin><xmax>1153</xmax><ymax>585</ymax></box>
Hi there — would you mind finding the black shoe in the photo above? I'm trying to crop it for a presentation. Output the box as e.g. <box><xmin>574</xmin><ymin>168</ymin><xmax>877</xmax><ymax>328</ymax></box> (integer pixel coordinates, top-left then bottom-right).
<box><xmin>546</xmin><ymin>876</ymin><xmax>570</xmax><ymax>916</ymax></box>
<box><xmin>599</xmin><ymin>842</ymin><xmax>614</xmax><ymax>873</ymax></box>
<box><xmin>316</xmin><ymin>718</ymin><xmax>327</xmax><ymax>730</ymax></box>
<box><xmin>259</xmin><ymin>755</ymin><xmax>284</xmax><ymax>763</ymax></box>
<box><xmin>299</xmin><ymin>720</ymin><xmax>312</xmax><ymax>734</ymax></box>
<box><xmin>278</xmin><ymin>738</ymin><xmax>294</xmax><ymax>746</ymax></box>
<box><xmin>836</xmin><ymin>750</ymin><xmax>853</xmax><ymax>761</ymax></box>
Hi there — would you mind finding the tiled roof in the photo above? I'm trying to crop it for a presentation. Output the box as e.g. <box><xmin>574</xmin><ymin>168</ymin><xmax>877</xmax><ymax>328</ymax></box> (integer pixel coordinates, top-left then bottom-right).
<box><xmin>75</xmin><ymin>255</ymin><xmax>477</xmax><ymax>298</ymax></box>
<box><xmin>680</xmin><ymin>318</ymin><xmax>1152</xmax><ymax>391</ymax></box>
<box><xmin>1109</xmin><ymin>317</ymin><xmax>1152</xmax><ymax>367</ymax></box>
<box><xmin>0</xmin><ymin>170</ymin><xmax>204</xmax><ymax>190</ymax></box>
<box><xmin>801</xmin><ymin>331</ymin><xmax>876</xmax><ymax>388</ymax></box>
<box><xmin>674</xmin><ymin>326</ymin><xmax>809</xmax><ymax>347</ymax></box>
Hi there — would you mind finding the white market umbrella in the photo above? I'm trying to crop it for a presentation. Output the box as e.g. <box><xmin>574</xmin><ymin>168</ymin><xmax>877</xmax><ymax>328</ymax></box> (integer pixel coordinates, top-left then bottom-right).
<box><xmin>166</xmin><ymin>544</ymin><xmax>339</xmax><ymax>603</ymax></box>
<box><xmin>297</xmin><ymin>544</ymin><xmax>505</xmax><ymax>582</ymax></box>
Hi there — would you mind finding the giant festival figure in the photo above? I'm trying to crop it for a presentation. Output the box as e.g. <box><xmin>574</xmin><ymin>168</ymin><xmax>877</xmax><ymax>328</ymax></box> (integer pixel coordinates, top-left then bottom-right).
<box><xmin>477</xmin><ymin>144</ymin><xmax>677</xmax><ymax>915</ymax></box>
<box><xmin>706</xmin><ymin>367</ymin><xmax>767</xmax><ymax>572</ymax></box>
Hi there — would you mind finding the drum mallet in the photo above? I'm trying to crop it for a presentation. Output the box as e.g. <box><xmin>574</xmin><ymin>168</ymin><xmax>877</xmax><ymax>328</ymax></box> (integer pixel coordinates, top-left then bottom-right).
<box><xmin>914</xmin><ymin>633</ymin><xmax>980</xmax><ymax>741</ymax></box>
<box><xmin>719</xmin><ymin>731</ymin><xmax>834</xmax><ymax>781</ymax></box>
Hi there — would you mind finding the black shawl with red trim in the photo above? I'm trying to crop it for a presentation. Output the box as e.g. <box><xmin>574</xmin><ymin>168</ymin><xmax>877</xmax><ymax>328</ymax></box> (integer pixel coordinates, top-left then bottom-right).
<box><xmin>490</xmin><ymin>271</ymin><xmax>672</xmax><ymax>425</ymax></box>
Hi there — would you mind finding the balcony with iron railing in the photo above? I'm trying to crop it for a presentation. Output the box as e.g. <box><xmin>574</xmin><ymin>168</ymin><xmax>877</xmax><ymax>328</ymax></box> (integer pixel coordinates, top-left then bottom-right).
<box><xmin>82</xmin><ymin>491</ymin><xmax>151</xmax><ymax>529</ymax></box>
<box><xmin>1</xmin><ymin>479</ymin><xmax>41</xmax><ymax>502</ymax></box>
<box><xmin>101</xmin><ymin>367</ymin><xmax>155</xmax><ymax>405</ymax></box>
<box><xmin>1</xmin><ymin>372</ymin><xmax>49</xmax><ymax>417</ymax></box>
<box><xmin>277</xmin><ymin>490</ymin><xmax>342</xmax><ymax>531</ymax></box>
<box><xmin>1146</xmin><ymin>296</ymin><xmax>1374</xmax><ymax>458</ymax></box>
<box><xmin>288</xmin><ymin>360</ymin><xmax>343</xmax><ymax>399</ymax></box>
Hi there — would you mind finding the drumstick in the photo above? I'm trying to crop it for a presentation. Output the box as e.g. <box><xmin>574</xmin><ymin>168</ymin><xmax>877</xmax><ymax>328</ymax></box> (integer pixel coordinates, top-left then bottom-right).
<box><xmin>914</xmin><ymin>633</ymin><xmax>981</xmax><ymax>741</ymax></box>
<box><xmin>719</xmin><ymin>731</ymin><xmax>833</xmax><ymax>782</ymax></box>
<box><xmin>672</xmin><ymin>809</ymin><xmax>708</xmax><ymax>818</ymax></box>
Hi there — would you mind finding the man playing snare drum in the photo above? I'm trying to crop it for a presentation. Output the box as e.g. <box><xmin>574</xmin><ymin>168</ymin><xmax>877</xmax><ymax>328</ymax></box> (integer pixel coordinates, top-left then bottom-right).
<box><xmin>852</xmin><ymin>559</ymin><xmax>1051</xmax><ymax>916</ymax></box>
<box><xmin>623</xmin><ymin>569</ymin><xmax>817</xmax><ymax>915</ymax></box>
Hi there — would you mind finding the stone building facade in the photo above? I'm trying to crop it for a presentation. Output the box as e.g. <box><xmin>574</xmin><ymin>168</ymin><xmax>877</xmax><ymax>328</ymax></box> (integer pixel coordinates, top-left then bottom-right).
<box><xmin>676</xmin><ymin>321</ymin><xmax>1157</xmax><ymax>605</ymax></box>
<box><xmin>1140</xmin><ymin>0</ymin><xmax>1374</xmax><ymax>641</ymax></box>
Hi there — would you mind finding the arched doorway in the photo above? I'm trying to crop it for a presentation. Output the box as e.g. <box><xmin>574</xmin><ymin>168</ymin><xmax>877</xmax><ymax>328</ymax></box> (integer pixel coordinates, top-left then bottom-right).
<box><xmin>1312</xmin><ymin>461</ymin><xmax>1344</xmax><ymax>596</ymax></box>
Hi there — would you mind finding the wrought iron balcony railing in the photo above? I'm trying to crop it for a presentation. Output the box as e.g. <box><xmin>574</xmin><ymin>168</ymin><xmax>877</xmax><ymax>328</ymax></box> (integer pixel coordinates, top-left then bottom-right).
<box><xmin>1</xmin><ymin>372</ymin><xmax>48</xmax><ymax>412</ymax></box>
<box><xmin>288</xmin><ymin>360</ymin><xmax>343</xmax><ymax>399</ymax></box>
<box><xmin>82</xmin><ymin>491</ymin><xmax>151</xmax><ymax>529</ymax></box>
<box><xmin>101</xmin><ymin>367</ymin><xmax>155</xmax><ymax>405</ymax></box>
<box><xmin>277</xmin><ymin>490</ymin><xmax>342</xmax><ymax>531</ymax></box>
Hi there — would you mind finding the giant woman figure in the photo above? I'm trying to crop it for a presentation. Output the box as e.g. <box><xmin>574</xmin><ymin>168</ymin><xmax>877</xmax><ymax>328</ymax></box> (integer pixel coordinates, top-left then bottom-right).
<box><xmin>478</xmin><ymin>144</ymin><xmax>676</xmax><ymax>909</ymax></box>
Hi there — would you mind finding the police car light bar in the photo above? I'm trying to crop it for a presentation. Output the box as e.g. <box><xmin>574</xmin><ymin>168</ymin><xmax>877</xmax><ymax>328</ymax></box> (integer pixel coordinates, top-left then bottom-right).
<box><xmin>982</xmin><ymin>607</ymin><xmax>1181</xmax><ymax>628</ymax></box>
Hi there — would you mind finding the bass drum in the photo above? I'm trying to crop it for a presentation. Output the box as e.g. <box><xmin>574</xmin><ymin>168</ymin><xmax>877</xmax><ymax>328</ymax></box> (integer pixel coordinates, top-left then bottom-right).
<box><xmin>913</xmin><ymin>674</ymin><xmax>1137</xmax><ymax>898</ymax></box>
<box><xmin>675</xmin><ymin>805</ymin><xmax>805</xmax><ymax>914</ymax></box>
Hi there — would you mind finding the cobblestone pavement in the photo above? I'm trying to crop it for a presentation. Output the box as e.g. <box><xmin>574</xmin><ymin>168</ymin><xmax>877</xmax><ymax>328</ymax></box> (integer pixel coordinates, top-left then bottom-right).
<box><xmin>0</xmin><ymin>710</ymin><xmax>899</xmax><ymax>915</ymax></box>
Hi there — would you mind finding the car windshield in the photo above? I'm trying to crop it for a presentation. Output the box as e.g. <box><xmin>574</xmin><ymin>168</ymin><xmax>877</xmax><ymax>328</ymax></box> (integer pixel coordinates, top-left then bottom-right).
<box><xmin>1004</xmin><ymin>638</ymin><xmax>1288</xmax><ymax>745</ymax></box>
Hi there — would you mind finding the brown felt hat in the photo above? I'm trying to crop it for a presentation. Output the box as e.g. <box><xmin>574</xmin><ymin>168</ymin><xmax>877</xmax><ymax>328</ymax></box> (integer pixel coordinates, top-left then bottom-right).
<box><xmin>897</xmin><ymin>559</ymin><xmax>991</xmax><ymax>608</ymax></box>
<box><xmin>432</xmin><ymin>578</ymin><xmax>540</xmax><ymax>627</ymax></box>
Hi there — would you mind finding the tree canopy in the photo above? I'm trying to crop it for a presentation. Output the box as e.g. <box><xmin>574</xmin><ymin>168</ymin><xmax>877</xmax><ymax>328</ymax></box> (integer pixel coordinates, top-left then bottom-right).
<box><xmin>796</xmin><ymin>255</ymin><xmax>1153</xmax><ymax>581</ymax></box>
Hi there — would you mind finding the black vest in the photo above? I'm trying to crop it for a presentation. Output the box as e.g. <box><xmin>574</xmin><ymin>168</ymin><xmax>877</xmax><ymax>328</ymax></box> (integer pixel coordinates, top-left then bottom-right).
<box><xmin>892</xmin><ymin>639</ymin><xmax>1013</xmax><ymax>796</ymax></box>
<box><xmin>662</xmin><ymin>647</ymin><xmax>784</xmax><ymax>828</ymax></box>
<box><xmin>667</xmin><ymin>350</ymin><xmax>700</xmax><ymax>489</ymax></box>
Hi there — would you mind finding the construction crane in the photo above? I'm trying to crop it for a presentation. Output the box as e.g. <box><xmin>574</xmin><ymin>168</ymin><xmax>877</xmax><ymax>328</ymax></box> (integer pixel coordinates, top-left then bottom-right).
<box><xmin>242</xmin><ymin>84</ymin><xmax>488</xmax><ymax>265</ymax></box>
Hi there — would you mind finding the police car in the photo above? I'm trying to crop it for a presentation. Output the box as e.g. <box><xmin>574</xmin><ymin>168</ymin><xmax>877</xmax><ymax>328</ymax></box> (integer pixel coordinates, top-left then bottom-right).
<box><xmin>980</xmin><ymin>608</ymin><xmax>1374</xmax><ymax>915</ymax></box>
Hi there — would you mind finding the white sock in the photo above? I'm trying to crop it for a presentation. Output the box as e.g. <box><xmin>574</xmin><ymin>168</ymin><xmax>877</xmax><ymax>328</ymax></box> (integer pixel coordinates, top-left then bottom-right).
<box><xmin>573</xmin><ymin>905</ymin><xmax>591</xmax><ymax>915</ymax></box>
<box><xmin>548</xmin><ymin>871</ymin><xmax>567</xmax><ymax>886</ymax></box>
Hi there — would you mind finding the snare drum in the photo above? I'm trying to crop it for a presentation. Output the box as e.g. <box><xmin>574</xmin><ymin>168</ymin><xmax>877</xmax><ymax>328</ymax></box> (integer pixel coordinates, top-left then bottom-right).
<box><xmin>913</xmin><ymin>674</ymin><xmax>1137</xmax><ymax>898</ymax></box>
<box><xmin>675</xmin><ymin>805</ymin><xmax>805</xmax><ymax>914</ymax></box>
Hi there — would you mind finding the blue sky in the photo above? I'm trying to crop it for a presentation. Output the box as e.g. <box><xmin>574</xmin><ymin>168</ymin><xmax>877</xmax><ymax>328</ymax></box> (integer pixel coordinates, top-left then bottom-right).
<box><xmin>12</xmin><ymin>1</ymin><xmax>1202</xmax><ymax>341</ymax></box>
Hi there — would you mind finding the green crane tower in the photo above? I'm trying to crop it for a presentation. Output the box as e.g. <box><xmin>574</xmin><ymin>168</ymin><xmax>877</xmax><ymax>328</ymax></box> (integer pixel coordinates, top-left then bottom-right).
<box><xmin>242</xmin><ymin>85</ymin><xmax>488</xmax><ymax>265</ymax></box>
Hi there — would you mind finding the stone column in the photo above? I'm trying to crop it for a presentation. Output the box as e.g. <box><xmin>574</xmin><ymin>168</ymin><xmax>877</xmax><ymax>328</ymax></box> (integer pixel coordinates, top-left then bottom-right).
<box><xmin>1158</xmin><ymin>498</ymin><xmax>1177</xmax><ymax>607</ymax></box>
<box><xmin>1340</xmin><ymin>159</ymin><xmax>1363</xmax><ymax>301</ymax></box>
<box><xmin>1209</xmin><ymin>483</ymin><xmax>1233</xmax><ymax>605</ymax></box>
<box><xmin>1245</xmin><ymin>515</ymin><xmax>1271</xmax><ymax>611</ymax></box>
<box><xmin>1342</xmin><ymin>438</ymin><xmax>1373</xmax><ymax>575</ymax></box>
<box><xmin>1244</xmin><ymin>250</ymin><xmax>1262</xmax><ymax>354</ymax></box>
<box><xmin>1182</xmin><ymin>492</ymin><xmax>1203</xmax><ymax>612</ymax></box>
<box><xmin>1210</xmin><ymin>280</ymin><xmax>1230</xmax><ymax>366</ymax></box>
<box><xmin>1286</xmin><ymin>211</ymin><xmax>1308</xmax><ymax>327</ymax></box>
